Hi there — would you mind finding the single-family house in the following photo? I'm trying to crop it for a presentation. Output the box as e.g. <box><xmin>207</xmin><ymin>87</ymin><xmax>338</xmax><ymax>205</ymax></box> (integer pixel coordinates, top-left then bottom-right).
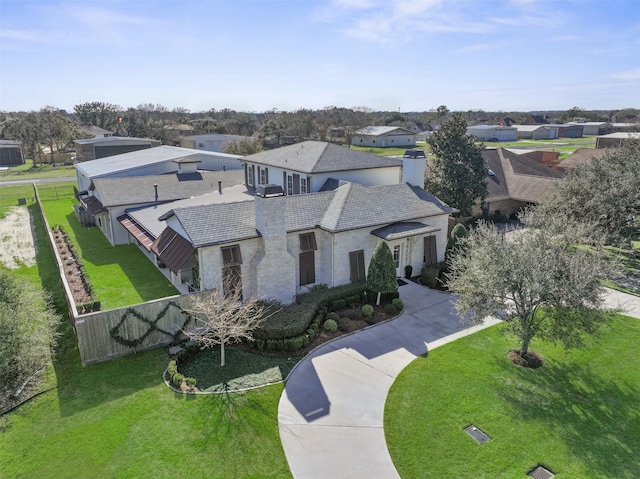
<box><xmin>155</xmin><ymin>166</ymin><xmax>454</xmax><ymax>302</ymax></box>
<box><xmin>466</xmin><ymin>125</ymin><xmax>518</xmax><ymax>142</ymax></box>
<box><xmin>514</xmin><ymin>125</ymin><xmax>559</xmax><ymax>140</ymax></box>
<box><xmin>557</xmin><ymin>148</ymin><xmax>607</xmax><ymax>172</ymax></box>
<box><xmin>241</xmin><ymin>141</ymin><xmax>403</xmax><ymax>194</ymax></box>
<box><xmin>521</xmin><ymin>115</ymin><xmax>549</xmax><ymax>125</ymax></box>
<box><xmin>478</xmin><ymin>148</ymin><xmax>564</xmax><ymax>218</ymax></box>
<box><xmin>0</xmin><ymin>140</ymin><xmax>25</xmax><ymax>166</ymax></box>
<box><xmin>81</xmin><ymin>125</ymin><xmax>113</xmax><ymax>138</ymax></box>
<box><xmin>352</xmin><ymin>126</ymin><xmax>416</xmax><ymax>148</ymax></box>
<box><xmin>595</xmin><ymin>132</ymin><xmax>640</xmax><ymax>148</ymax></box>
<box><xmin>74</xmin><ymin>136</ymin><xmax>161</xmax><ymax>162</ymax></box>
<box><xmin>179</xmin><ymin>134</ymin><xmax>253</xmax><ymax>153</ymax></box>
<box><xmin>75</xmin><ymin>145</ymin><xmax>243</xmax><ymax>191</ymax></box>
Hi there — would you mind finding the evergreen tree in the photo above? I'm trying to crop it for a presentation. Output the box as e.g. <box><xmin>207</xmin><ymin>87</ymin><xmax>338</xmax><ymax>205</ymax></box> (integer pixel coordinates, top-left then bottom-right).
<box><xmin>425</xmin><ymin>113</ymin><xmax>487</xmax><ymax>216</ymax></box>
<box><xmin>367</xmin><ymin>242</ymin><xmax>398</xmax><ymax>304</ymax></box>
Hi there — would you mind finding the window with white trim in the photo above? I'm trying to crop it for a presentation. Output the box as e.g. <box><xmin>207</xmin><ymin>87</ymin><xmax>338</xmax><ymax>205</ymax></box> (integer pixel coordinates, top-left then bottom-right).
<box><xmin>287</xmin><ymin>175</ymin><xmax>293</xmax><ymax>195</ymax></box>
<box><xmin>300</xmin><ymin>176</ymin><xmax>308</xmax><ymax>194</ymax></box>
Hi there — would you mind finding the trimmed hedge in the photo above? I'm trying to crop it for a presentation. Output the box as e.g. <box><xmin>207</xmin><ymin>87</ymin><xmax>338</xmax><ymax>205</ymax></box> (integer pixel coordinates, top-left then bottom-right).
<box><xmin>421</xmin><ymin>262</ymin><xmax>446</xmax><ymax>290</ymax></box>
<box><xmin>252</xmin><ymin>282</ymin><xmax>368</xmax><ymax>352</ymax></box>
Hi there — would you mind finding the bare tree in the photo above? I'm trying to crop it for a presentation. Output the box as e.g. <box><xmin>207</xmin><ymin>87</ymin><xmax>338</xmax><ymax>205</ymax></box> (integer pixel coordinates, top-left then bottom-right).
<box><xmin>182</xmin><ymin>288</ymin><xmax>266</xmax><ymax>367</ymax></box>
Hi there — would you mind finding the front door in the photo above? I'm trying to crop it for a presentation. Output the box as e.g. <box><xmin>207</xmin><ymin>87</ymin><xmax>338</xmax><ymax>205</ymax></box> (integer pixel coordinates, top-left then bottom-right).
<box><xmin>392</xmin><ymin>243</ymin><xmax>403</xmax><ymax>277</ymax></box>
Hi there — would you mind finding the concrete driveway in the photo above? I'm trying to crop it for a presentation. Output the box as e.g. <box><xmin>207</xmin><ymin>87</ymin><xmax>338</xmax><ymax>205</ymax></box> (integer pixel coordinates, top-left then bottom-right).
<box><xmin>278</xmin><ymin>281</ymin><xmax>499</xmax><ymax>479</ymax></box>
<box><xmin>278</xmin><ymin>281</ymin><xmax>640</xmax><ymax>478</ymax></box>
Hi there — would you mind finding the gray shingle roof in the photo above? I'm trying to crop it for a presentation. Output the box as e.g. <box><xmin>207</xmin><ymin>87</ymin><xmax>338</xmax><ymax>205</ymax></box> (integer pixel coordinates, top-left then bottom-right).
<box><xmin>243</xmin><ymin>141</ymin><xmax>402</xmax><ymax>174</ymax></box>
<box><xmin>482</xmin><ymin>148</ymin><xmax>564</xmax><ymax>204</ymax></box>
<box><xmin>93</xmin><ymin>169</ymin><xmax>245</xmax><ymax>207</ymax></box>
<box><xmin>167</xmin><ymin>181</ymin><xmax>454</xmax><ymax>247</ymax></box>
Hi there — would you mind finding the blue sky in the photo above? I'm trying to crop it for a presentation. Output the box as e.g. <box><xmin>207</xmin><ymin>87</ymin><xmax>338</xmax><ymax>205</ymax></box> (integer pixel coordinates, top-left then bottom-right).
<box><xmin>1</xmin><ymin>0</ymin><xmax>638</xmax><ymax>113</ymax></box>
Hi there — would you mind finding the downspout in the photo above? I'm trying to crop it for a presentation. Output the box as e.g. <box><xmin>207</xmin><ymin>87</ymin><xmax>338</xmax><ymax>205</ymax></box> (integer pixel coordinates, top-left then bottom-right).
<box><xmin>197</xmin><ymin>248</ymin><xmax>204</xmax><ymax>291</ymax></box>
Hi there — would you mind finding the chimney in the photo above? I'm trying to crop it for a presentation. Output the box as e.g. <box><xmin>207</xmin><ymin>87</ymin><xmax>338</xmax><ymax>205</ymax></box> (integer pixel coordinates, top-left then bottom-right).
<box><xmin>402</xmin><ymin>150</ymin><xmax>426</xmax><ymax>187</ymax></box>
<box><xmin>218</xmin><ymin>180</ymin><xmax>222</xmax><ymax>194</ymax></box>
<box><xmin>253</xmin><ymin>185</ymin><xmax>296</xmax><ymax>303</ymax></box>
<box><xmin>153</xmin><ymin>184</ymin><xmax>158</xmax><ymax>201</ymax></box>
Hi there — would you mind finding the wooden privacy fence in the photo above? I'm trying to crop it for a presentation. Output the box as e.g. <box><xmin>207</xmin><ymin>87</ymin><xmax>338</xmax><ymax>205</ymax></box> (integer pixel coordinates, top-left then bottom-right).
<box><xmin>74</xmin><ymin>293</ymin><xmax>204</xmax><ymax>366</ymax></box>
<box><xmin>33</xmin><ymin>184</ymin><xmax>206</xmax><ymax>366</ymax></box>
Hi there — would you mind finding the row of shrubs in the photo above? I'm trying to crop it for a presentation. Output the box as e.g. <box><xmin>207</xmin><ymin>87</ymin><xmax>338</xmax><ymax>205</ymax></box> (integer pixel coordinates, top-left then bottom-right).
<box><xmin>165</xmin><ymin>341</ymin><xmax>201</xmax><ymax>389</ymax></box>
<box><xmin>252</xmin><ymin>283</ymin><xmax>401</xmax><ymax>352</ymax></box>
<box><xmin>420</xmin><ymin>261</ymin><xmax>448</xmax><ymax>290</ymax></box>
<box><xmin>322</xmin><ymin>298</ymin><xmax>404</xmax><ymax>333</ymax></box>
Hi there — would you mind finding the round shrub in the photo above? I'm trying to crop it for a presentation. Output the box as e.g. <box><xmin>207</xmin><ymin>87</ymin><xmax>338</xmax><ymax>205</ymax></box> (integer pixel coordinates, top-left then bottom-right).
<box><xmin>337</xmin><ymin>317</ymin><xmax>350</xmax><ymax>332</ymax></box>
<box><xmin>361</xmin><ymin>304</ymin><xmax>374</xmax><ymax>317</ymax></box>
<box><xmin>391</xmin><ymin>298</ymin><xmax>403</xmax><ymax>311</ymax></box>
<box><xmin>327</xmin><ymin>312</ymin><xmax>340</xmax><ymax>321</ymax></box>
<box><xmin>384</xmin><ymin>303</ymin><xmax>398</xmax><ymax>315</ymax></box>
<box><xmin>323</xmin><ymin>319</ymin><xmax>338</xmax><ymax>332</ymax></box>
<box><xmin>346</xmin><ymin>309</ymin><xmax>363</xmax><ymax>320</ymax></box>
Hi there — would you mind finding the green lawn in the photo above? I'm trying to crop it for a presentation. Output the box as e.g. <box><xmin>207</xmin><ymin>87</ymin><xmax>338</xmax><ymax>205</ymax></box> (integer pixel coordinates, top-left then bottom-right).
<box><xmin>0</xmin><ymin>163</ymin><xmax>76</xmax><ymax>179</ymax></box>
<box><xmin>349</xmin><ymin>145</ymin><xmax>419</xmax><ymax>157</ymax></box>
<box><xmin>39</xmin><ymin>194</ymin><xmax>178</xmax><ymax>309</ymax></box>
<box><xmin>181</xmin><ymin>347</ymin><xmax>304</xmax><ymax>392</ymax></box>
<box><xmin>0</xmin><ymin>202</ymin><xmax>292</xmax><ymax>479</ymax></box>
<box><xmin>385</xmin><ymin>318</ymin><xmax>640</xmax><ymax>479</ymax></box>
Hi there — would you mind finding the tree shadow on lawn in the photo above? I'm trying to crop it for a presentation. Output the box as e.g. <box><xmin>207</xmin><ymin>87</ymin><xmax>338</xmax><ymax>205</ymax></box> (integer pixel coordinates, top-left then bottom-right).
<box><xmin>191</xmin><ymin>385</ymin><xmax>280</xmax><ymax>451</ymax></box>
<box><xmin>495</xmin><ymin>357</ymin><xmax>640</xmax><ymax>478</ymax></box>
<box><xmin>63</xmin><ymin>211</ymin><xmax>176</xmax><ymax>303</ymax></box>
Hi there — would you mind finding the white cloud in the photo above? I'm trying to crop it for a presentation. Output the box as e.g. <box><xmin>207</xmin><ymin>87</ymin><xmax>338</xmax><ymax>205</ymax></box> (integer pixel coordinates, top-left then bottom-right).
<box><xmin>456</xmin><ymin>43</ymin><xmax>490</xmax><ymax>54</ymax></box>
<box><xmin>611</xmin><ymin>68</ymin><xmax>640</xmax><ymax>80</ymax></box>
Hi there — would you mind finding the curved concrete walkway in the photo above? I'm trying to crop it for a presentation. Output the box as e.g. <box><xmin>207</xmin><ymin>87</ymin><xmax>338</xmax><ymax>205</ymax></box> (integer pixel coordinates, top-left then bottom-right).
<box><xmin>278</xmin><ymin>283</ymin><xmax>640</xmax><ymax>479</ymax></box>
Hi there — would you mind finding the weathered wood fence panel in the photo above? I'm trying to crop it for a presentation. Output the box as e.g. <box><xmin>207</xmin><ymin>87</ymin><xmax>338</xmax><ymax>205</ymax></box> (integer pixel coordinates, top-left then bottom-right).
<box><xmin>34</xmin><ymin>185</ymin><xmax>205</xmax><ymax>366</ymax></box>
<box><xmin>74</xmin><ymin>293</ymin><xmax>204</xmax><ymax>366</ymax></box>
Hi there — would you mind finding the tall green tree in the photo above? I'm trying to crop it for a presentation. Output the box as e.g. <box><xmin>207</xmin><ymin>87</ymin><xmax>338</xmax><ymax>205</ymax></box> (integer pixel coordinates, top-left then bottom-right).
<box><xmin>73</xmin><ymin>101</ymin><xmax>122</xmax><ymax>129</ymax></box>
<box><xmin>531</xmin><ymin>140</ymin><xmax>640</xmax><ymax>246</ymax></box>
<box><xmin>224</xmin><ymin>137</ymin><xmax>263</xmax><ymax>156</ymax></box>
<box><xmin>367</xmin><ymin>242</ymin><xmax>398</xmax><ymax>304</ymax></box>
<box><xmin>446</xmin><ymin>214</ymin><xmax>615</xmax><ymax>363</ymax></box>
<box><xmin>425</xmin><ymin>113</ymin><xmax>487</xmax><ymax>216</ymax></box>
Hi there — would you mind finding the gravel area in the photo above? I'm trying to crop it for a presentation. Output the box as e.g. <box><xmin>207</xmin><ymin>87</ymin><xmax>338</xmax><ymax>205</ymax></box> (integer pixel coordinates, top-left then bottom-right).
<box><xmin>0</xmin><ymin>207</ymin><xmax>37</xmax><ymax>270</ymax></box>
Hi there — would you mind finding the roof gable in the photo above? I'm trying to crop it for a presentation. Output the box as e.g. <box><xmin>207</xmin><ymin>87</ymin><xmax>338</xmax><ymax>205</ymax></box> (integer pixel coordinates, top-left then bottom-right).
<box><xmin>243</xmin><ymin>141</ymin><xmax>401</xmax><ymax>174</ymax></box>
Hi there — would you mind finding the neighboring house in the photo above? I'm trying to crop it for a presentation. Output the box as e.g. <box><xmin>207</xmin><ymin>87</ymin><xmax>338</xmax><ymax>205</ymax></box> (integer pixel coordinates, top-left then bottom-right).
<box><xmin>241</xmin><ymin>141</ymin><xmax>403</xmax><ymax>194</ymax></box>
<box><xmin>77</xmin><ymin>167</ymin><xmax>245</xmax><ymax>246</ymax></box>
<box><xmin>514</xmin><ymin>125</ymin><xmax>559</xmax><ymax>140</ymax></box>
<box><xmin>521</xmin><ymin>115</ymin><xmax>549</xmax><ymax>125</ymax></box>
<box><xmin>0</xmin><ymin>140</ymin><xmax>25</xmax><ymax>166</ymax></box>
<box><xmin>478</xmin><ymin>148</ymin><xmax>564</xmax><ymax>217</ymax></box>
<box><xmin>610</xmin><ymin>122</ymin><xmax>637</xmax><ymax>132</ymax></box>
<box><xmin>558</xmin><ymin>148</ymin><xmax>607</xmax><ymax>172</ymax></box>
<box><xmin>466</xmin><ymin>125</ymin><xmax>518</xmax><ymax>142</ymax></box>
<box><xmin>179</xmin><ymin>134</ymin><xmax>252</xmax><ymax>153</ymax></box>
<box><xmin>595</xmin><ymin>132</ymin><xmax>640</xmax><ymax>148</ymax></box>
<box><xmin>75</xmin><ymin>145</ymin><xmax>243</xmax><ymax>191</ymax></box>
<box><xmin>352</xmin><ymin>126</ymin><xmax>416</xmax><ymax>148</ymax></box>
<box><xmin>164</xmin><ymin>124</ymin><xmax>195</xmax><ymax>138</ymax></box>
<box><xmin>567</xmin><ymin>121</ymin><xmax>612</xmax><ymax>136</ymax></box>
<box><xmin>74</xmin><ymin>136</ymin><xmax>161</xmax><ymax>162</ymax></box>
<box><xmin>506</xmin><ymin>149</ymin><xmax>561</xmax><ymax>169</ymax></box>
<box><xmin>81</xmin><ymin>125</ymin><xmax>113</xmax><ymax>138</ymax></box>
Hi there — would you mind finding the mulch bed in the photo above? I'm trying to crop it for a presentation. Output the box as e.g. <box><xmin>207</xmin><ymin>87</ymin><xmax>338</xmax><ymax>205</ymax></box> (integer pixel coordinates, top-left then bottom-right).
<box><xmin>51</xmin><ymin>228</ymin><xmax>93</xmax><ymax>306</ymax></box>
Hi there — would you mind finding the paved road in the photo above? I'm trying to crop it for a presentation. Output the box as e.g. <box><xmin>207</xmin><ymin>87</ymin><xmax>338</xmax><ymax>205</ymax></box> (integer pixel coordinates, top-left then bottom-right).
<box><xmin>278</xmin><ymin>282</ymin><xmax>640</xmax><ymax>479</ymax></box>
<box><xmin>0</xmin><ymin>176</ymin><xmax>76</xmax><ymax>186</ymax></box>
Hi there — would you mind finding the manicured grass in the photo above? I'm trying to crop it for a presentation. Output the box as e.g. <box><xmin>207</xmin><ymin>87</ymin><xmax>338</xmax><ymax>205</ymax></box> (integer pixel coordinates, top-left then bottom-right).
<box><xmin>1</xmin><ymin>202</ymin><xmax>293</xmax><ymax>479</ymax></box>
<box><xmin>385</xmin><ymin>318</ymin><xmax>640</xmax><ymax>479</ymax></box>
<box><xmin>39</xmin><ymin>194</ymin><xmax>178</xmax><ymax>309</ymax></box>
<box><xmin>349</xmin><ymin>145</ymin><xmax>420</xmax><ymax>157</ymax></box>
<box><xmin>0</xmin><ymin>346</ymin><xmax>291</xmax><ymax>479</ymax></box>
<box><xmin>181</xmin><ymin>347</ymin><xmax>304</xmax><ymax>392</ymax></box>
<box><xmin>0</xmin><ymin>163</ymin><xmax>76</xmax><ymax>179</ymax></box>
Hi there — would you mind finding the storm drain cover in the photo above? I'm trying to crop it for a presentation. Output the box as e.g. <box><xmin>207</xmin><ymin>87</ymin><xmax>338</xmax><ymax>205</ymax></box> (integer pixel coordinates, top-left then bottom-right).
<box><xmin>463</xmin><ymin>425</ymin><xmax>490</xmax><ymax>444</ymax></box>
<box><xmin>528</xmin><ymin>465</ymin><xmax>555</xmax><ymax>479</ymax></box>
